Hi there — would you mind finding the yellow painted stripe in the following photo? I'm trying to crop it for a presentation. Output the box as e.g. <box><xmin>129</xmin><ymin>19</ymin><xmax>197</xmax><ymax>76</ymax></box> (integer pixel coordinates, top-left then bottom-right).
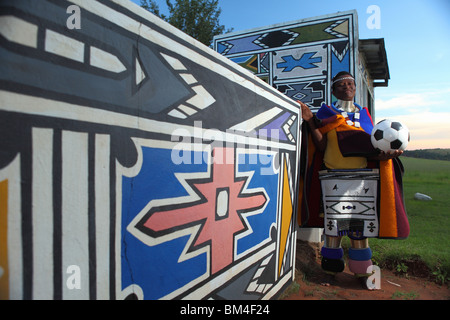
<box><xmin>278</xmin><ymin>159</ymin><xmax>293</xmax><ymax>276</ymax></box>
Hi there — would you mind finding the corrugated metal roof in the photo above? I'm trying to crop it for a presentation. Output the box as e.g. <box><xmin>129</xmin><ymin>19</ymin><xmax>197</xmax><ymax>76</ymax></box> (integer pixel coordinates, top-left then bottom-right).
<box><xmin>359</xmin><ymin>38</ymin><xmax>390</xmax><ymax>87</ymax></box>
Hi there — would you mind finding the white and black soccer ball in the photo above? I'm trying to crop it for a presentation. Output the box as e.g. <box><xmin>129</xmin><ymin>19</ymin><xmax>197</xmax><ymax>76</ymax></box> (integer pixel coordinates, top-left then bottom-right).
<box><xmin>371</xmin><ymin>119</ymin><xmax>410</xmax><ymax>153</ymax></box>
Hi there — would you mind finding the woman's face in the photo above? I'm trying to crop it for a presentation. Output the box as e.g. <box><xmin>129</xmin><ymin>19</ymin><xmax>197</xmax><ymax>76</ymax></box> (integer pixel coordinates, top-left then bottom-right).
<box><xmin>332</xmin><ymin>77</ymin><xmax>356</xmax><ymax>101</ymax></box>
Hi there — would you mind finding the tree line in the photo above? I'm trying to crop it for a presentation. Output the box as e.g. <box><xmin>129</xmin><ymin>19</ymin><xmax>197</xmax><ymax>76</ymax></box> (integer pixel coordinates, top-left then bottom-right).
<box><xmin>403</xmin><ymin>149</ymin><xmax>450</xmax><ymax>161</ymax></box>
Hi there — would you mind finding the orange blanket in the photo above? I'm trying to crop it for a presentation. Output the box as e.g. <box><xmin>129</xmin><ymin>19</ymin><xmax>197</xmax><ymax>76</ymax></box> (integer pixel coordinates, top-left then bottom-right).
<box><xmin>298</xmin><ymin>110</ymin><xmax>409</xmax><ymax>239</ymax></box>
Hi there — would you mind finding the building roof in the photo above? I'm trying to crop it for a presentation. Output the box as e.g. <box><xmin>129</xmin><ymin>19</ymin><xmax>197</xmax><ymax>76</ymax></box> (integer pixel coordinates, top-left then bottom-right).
<box><xmin>359</xmin><ymin>38</ymin><xmax>390</xmax><ymax>87</ymax></box>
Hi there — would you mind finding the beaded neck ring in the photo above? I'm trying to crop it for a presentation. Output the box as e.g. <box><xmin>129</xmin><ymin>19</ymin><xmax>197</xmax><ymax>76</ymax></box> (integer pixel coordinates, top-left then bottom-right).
<box><xmin>334</xmin><ymin>102</ymin><xmax>360</xmax><ymax>128</ymax></box>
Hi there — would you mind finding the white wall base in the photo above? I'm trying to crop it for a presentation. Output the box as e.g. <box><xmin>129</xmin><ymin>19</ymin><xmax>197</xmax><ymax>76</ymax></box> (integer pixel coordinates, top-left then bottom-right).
<box><xmin>297</xmin><ymin>227</ymin><xmax>323</xmax><ymax>243</ymax></box>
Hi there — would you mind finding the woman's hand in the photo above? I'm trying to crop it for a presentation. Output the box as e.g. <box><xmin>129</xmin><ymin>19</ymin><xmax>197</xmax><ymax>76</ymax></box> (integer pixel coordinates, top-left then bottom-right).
<box><xmin>298</xmin><ymin>101</ymin><xmax>313</xmax><ymax>121</ymax></box>
<box><xmin>374</xmin><ymin>150</ymin><xmax>403</xmax><ymax>161</ymax></box>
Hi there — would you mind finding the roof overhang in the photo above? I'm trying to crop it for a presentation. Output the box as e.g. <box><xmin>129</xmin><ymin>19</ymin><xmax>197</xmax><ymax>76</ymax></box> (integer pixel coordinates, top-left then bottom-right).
<box><xmin>359</xmin><ymin>38</ymin><xmax>390</xmax><ymax>87</ymax></box>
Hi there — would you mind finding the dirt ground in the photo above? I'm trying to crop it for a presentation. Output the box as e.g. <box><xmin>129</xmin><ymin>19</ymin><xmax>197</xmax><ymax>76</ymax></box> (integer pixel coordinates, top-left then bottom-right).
<box><xmin>281</xmin><ymin>240</ymin><xmax>450</xmax><ymax>300</ymax></box>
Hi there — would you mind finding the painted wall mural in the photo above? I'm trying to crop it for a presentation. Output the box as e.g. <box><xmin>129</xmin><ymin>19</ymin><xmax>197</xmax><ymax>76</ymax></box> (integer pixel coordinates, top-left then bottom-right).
<box><xmin>214</xmin><ymin>11</ymin><xmax>357</xmax><ymax>113</ymax></box>
<box><xmin>0</xmin><ymin>0</ymin><xmax>300</xmax><ymax>300</ymax></box>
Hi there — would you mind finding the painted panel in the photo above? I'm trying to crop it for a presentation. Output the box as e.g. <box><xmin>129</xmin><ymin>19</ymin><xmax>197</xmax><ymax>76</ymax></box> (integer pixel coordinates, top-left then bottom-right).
<box><xmin>0</xmin><ymin>0</ymin><xmax>300</xmax><ymax>300</ymax></box>
<box><xmin>214</xmin><ymin>11</ymin><xmax>357</xmax><ymax>112</ymax></box>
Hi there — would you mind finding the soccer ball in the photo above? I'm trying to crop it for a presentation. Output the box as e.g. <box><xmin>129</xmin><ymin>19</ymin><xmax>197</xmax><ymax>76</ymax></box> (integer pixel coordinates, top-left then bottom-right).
<box><xmin>371</xmin><ymin>119</ymin><xmax>410</xmax><ymax>153</ymax></box>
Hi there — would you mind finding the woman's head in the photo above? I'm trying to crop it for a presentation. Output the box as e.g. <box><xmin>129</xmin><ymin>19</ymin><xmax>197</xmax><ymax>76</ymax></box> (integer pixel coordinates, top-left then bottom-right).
<box><xmin>332</xmin><ymin>71</ymin><xmax>356</xmax><ymax>101</ymax></box>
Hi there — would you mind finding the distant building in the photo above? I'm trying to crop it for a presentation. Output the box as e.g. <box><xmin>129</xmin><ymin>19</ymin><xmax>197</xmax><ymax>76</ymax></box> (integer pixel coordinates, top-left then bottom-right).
<box><xmin>214</xmin><ymin>10</ymin><xmax>389</xmax><ymax>118</ymax></box>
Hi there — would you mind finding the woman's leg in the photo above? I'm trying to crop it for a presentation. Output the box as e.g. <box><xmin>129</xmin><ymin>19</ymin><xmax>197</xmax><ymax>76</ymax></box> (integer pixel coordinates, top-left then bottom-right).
<box><xmin>348</xmin><ymin>234</ymin><xmax>373</xmax><ymax>288</ymax></box>
<box><xmin>320</xmin><ymin>235</ymin><xmax>345</xmax><ymax>279</ymax></box>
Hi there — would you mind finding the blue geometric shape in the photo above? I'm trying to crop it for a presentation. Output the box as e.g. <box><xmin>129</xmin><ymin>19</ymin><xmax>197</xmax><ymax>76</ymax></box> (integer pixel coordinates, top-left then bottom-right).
<box><xmin>279</xmin><ymin>83</ymin><xmax>323</xmax><ymax>104</ymax></box>
<box><xmin>276</xmin><ymin>52</ymin><xmax>322</xmax><ymax>72</ymax></box>
<box><xmin>217</xmin><ymin>42</ymin><xmax>228</xmax><ymax>54</ymax></box>
<box><xmin>236</xmin><ymin>153</ymin><xmax>278</xmax><ymax>255</ymax></box>
<box><xmin>331</xmin><ymin>49</ymin><xmax>350</xmax><ymax>78</ymax></box>
<box><xmin>121</xmin><ymin>147</ymin><xmax>208</xmax><ymax>299</ymax></box>
<box><xmin>259</xmin><ymin>112</ymin><xmax>290</xmax><ymax>141</ymax></box>
<box><xmin>226</xmin><ymin>35</ymin><xmax>263</xmax><ymax>55</ymax></box>
<box><xmin>230</xmin><ymin>55</ymin><xmax>255</xmax><ymax>64</ymax></box>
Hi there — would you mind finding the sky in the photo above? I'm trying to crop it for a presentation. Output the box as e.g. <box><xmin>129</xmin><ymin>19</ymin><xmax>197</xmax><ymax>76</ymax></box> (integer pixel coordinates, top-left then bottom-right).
<box><xmin>130</xmin><ymin>0</ymin><xmax>450</xmax><ymax>150</ymax></box>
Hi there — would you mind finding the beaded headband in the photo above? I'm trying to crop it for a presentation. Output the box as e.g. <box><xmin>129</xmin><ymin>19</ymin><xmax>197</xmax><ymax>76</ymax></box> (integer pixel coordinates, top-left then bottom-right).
<box><xmin>332</xmin><ymin>76</ymin><xmax>355</xmax><ymax>85</ymax></box>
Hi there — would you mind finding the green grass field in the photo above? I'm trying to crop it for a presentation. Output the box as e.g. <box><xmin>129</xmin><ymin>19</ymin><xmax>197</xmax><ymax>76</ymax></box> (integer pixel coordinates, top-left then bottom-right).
<box><xmin>368</xmin><ymin>157</ymin><xmax>450</xmax><ymax>283</ymax></box>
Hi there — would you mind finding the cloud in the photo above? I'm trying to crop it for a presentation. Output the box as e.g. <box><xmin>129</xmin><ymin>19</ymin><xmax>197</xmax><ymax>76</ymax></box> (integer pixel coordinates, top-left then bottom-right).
<box><xmin>374</xmin><ymin>111</ymin><xmax>450</xmax><ymax>150</ymax></box>
<box><xmin>376</xmin><ymin>94</ymin><xmax>427</xmax><ymax>111</ymax></box>
<box><xmin>372</xmin><ymin>87</ymin><xmax>450</xmax><ymax>149</ymax></box>
<box><xmin>375</xmin><ymin>87</ymin><xmax>450</xmax><ymax>112</ymax></box>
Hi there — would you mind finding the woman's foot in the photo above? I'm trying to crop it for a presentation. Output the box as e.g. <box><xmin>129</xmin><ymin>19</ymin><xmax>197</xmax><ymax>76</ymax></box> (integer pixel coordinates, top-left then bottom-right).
<box><xmin>320</xmin><ymin>273</ymin><xmax>337</xmax><ymax>286</ymax></box>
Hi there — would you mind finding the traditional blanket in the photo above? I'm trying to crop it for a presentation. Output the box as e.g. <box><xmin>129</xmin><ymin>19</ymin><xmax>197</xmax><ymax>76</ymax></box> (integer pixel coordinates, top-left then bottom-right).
<box><xmin>298</xmin><ymin>103</ymin><xmax>410</xmax><ymax>239</ymax></box>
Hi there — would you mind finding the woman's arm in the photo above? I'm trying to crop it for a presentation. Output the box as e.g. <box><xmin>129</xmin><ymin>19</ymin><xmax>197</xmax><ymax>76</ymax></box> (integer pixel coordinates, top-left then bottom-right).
<box><xmin>299</xmin><ymin>101</ymin><xmax>327</xmax><ymax>152</ymax></box>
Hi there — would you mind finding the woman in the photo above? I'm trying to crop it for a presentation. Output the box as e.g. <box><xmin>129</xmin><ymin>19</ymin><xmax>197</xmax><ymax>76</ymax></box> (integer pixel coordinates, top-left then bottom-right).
<box><xmin>298</xmin><ymin>71</ymin><xmax>409</xmax><ymax>287</ymax></box>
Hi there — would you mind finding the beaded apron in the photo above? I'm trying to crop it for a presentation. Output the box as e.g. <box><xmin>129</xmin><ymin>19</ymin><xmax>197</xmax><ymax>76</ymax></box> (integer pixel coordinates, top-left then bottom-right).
<box><xmin>319</xmin><ymin>169</ymin><xmax>380</xmax><ymax>238</ymax></box>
